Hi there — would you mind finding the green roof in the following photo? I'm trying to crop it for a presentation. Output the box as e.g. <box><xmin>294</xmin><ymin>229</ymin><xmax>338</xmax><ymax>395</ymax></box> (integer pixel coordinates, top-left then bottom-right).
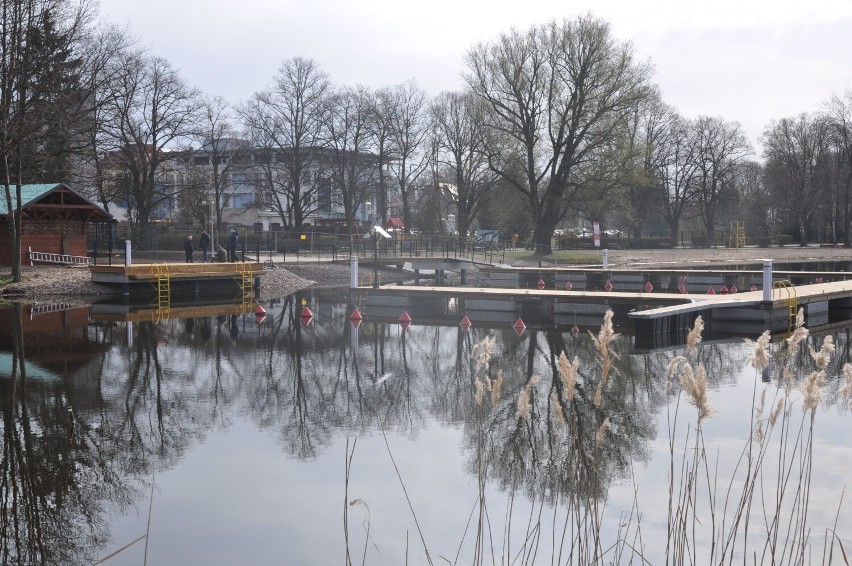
<box><xmin>0</xmin><ymin>353</ymin><xmax>61</xmax><ymax>382</ymax></box>
<box><xmin>0</xmin><ymin>183</ymin><xmax>112</xmax><ymax>221</ymax></box>
<box><xmin>0</xmin><ymin>183</ymin><xmax>63</xmax><ymax>215</ymax></box>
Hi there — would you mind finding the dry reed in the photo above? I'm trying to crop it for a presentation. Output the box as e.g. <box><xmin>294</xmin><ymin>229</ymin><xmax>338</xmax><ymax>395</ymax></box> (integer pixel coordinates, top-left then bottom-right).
<box><xmin>747</xmin><ymin>330</ymin><xmax>771</xmax><ymax>372</ymax></box>
<box><xmin>686</xmin><ymin>315</ymin><xmax>704</xmax><ymax>355</ymax></box>
<box><xmin>556</xmin><ymin>352</ymin><xmax>579</xmax><ymax>403</ymax></box>
<box><xmin>516</xmin><ymin>374</ymin><xmax>541</xmax><ymax>418</ymax></box>
<box><xmin>591</xmin><ymin>310</ymin><xmax>618</xmax><ymax>408</ymax></box>
<box><xmin>841</xmin><ymin>363</ymin><xmax>852</xmax><ymax>409</ymax></box>
<box><xmin>490</xmin><ymin>370</ymin><xmax>503</xmax><ymax>407</ymax></box>
<box><xmin>785</xmin><ymin>308</ymin><xmax>809</xmax><ymax>349</ymax></box>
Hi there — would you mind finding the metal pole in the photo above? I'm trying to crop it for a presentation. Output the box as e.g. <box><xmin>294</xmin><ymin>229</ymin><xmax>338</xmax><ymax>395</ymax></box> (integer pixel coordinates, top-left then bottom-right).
<box><xmin>762</xmin><ymin>260</ymin><xmax>772</xmax><ymax>301</ymax></box>
<box><xmin>350</xmin><ymin>256</ymin><xmax>359</xmax><ymax>289</ymax></box>
<box><xmin>373</xmin><ymin>235</ymin><xmax>379</xmax><ymax>288</ymax></box>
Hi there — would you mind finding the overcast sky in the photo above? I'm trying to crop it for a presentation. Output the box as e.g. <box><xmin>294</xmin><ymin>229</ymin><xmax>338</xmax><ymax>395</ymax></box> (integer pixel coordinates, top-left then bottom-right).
<box><xmin>97</xmin><ymin>0</ymin><xmax>852</xmax><ymax>153</ymax></box>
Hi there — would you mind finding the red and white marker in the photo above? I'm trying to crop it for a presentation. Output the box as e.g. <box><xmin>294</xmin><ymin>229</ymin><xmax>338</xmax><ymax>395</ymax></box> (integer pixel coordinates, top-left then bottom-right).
<box><xmin>604</xmin><ymin>280</ymin><xmax>613</xmax><ymax>292</ymax></box>
<box><xmin>644</xmin><ymin>281</ymin><xmax>654</xmax><ymax>293</ymax></box>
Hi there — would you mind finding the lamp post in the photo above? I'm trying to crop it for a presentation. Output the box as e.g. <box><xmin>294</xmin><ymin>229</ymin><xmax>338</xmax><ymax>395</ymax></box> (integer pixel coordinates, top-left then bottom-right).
<box><xmin>367</xmin><ymin>225</ymin><xmax>391</xmax><ymax>288</ymax></box>
<box><xmin>372</xmin><ymin>231</ymin><xmax>379</xmax><ymax>288</ymax></box>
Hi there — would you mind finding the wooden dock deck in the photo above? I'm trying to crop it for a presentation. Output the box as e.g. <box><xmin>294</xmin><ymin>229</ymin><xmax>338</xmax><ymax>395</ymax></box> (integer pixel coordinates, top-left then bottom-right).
<box><xmin>90</xmin><ymin>261</ymin><xmax>264</xmax><ymax>283</ymax></box>
<box><xmin>360</xmin><ymin>279</ymin><xmax>852</xmax><ymax>349</ymax></box>
<box><xmin>90</xmin><ymin>262</ymin><xmax>264</xmax><ymax>298</ymax></box>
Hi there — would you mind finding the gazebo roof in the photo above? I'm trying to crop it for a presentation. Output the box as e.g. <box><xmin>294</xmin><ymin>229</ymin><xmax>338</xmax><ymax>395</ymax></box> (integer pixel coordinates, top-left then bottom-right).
<box><xmin>0</xmin><ymin>182</ymin><xmax>113</xmax><ymax>221</ymax></box>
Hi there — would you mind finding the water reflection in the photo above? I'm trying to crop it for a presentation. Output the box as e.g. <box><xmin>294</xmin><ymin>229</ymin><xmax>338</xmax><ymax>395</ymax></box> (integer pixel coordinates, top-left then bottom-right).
<box><xmin>0</xmin><ymin>293</ymin><xmax>850</xmax><ymax>563</ymax></box>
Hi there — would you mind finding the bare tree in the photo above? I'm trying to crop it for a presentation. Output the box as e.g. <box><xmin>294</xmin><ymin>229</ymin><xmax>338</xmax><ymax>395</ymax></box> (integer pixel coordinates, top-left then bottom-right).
<box><xmin>1</xmin><ymin>0</ymin><xmax>97</xmax><ymax>280</ymax></box>
<box><xmin>763</xmin><ymin>113</ymin><xmax>833</xmax><ymax>245</ymax></box>
<box><xmin>690</xmin><ymin>116</ymin><xmax>751</xmax><ymax>243</ymax></box>
<box><xmin>71</xmin><ymin>23</ymin><xmax>136</xmax><ymax>212</ymax></box>
<box><xmin>653</xmin><ymin>111</ymin><xmax>699</xmax><ymax>239</ymax></box>
<box><xmin>370</xmin><ymin>86</ymin><xmax>395</xmax><ymax>226</ymax></box>
<box><xmin>624</xmin><ymin>89</ymin><xmax>671</xmax><ymax>238</ymax></box>
<box><xmin>825</xmin><ymin>91</ymin><xmax>852</xmax><ymax>246</ymax></box>
<box><xmin>430</xmin><ymin>91</ymin><xmax>496</xmax><ymax>238</ymax></box>
<box><xmin>465</xmin><ymin>15</ymin><xmax>652</xmax><ymax>254</ymax></box>
<box><xmin>239</xmin><ymin>57</ymin><xmax>331</xmax><ymax>231</ymax></box>
<box><xmin>100</xmin><ymin>53</ymin><xmax>201</xmax><ymax>246</ymax></box>
<box><xmin>324</xmin><ymin>85</ymin><xmax>376</xmax><ymax>240</ymax></box>
<box><xmin>187</xmin><ymin>95</ymin><xmax>247</xmax><ymax>249</ymax></box>
<box><xmin>385</xmin><ymin>80</ymin><xmax>430</xmax><ymax>229</ymax></box>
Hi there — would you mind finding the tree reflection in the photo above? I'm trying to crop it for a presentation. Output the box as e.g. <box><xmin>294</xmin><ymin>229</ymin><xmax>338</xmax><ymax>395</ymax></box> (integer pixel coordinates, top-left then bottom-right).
<box><xmin>5</xmin><ymin>292</ymin><xmax>850</xmax><ymax>563</ymax></box>
<box><xmin>0</xmin><ymin>304</ymin><xmax>137</xmax><ymax>564</ymax></box>
<box><xmin>452</xmin><ymin>327</ymin><xmax>660</xmax><ymax>503</ymax></box>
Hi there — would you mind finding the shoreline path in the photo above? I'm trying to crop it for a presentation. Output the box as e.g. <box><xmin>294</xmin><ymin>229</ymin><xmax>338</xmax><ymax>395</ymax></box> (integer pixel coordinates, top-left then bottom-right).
<box><xmin>2</xmin><ymin>245</ymin><xmax>851</xmax><ymax>301</ymax></box>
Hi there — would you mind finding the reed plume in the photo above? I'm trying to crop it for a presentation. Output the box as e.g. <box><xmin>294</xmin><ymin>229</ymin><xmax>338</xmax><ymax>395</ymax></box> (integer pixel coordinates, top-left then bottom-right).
<box><xmin>592</xmin><ymin>309</ymin><xmax>618</xmax><ymax>408</ymax></box>
<box><xmin>840</xmin><ymin>363</ymin><xmax>852</xmax><ymax>408</ymax></box>
<box><xmin>747</xmin><ymin>330</ymin><xmax>772</xmax><ymax>372</ymax></box>
<box><xmin>679</xmin><ymin>362</ymin><xmax>714</xmax><ymax>423</ymax></box>
<box><xmin>769</xmin><ymin>397</ymin><xmax>785</xmax><ymax>427</ymax></box>
<box><xmin>490</xmin><ymin>370</ymin><xmax>503</xmax><ymax>407</ymax></box>
<box><xmin>595</xmin><ymin>417</ymin><xmax>610</xmax><ymax>449</ymax></box>
<box><xmin>516</xmin><ymin>374</ymin><xmax>541</xmax><ymax>419</ymax></box>
<box><xmin>557</xmin><ymin>351</ymin><xmax>579</xmax><ymax>402</ymax></box>
<box><xmin>785</xmin><ymin>308</ymin><xmax>809</xmax><ymax>349</ymax></box>
<box><xmin>472</xmin><ymin>335</ymin><xmax>495</xmax><ymax>372</ymax></box>
<box><xmin>686</xmin><ymin>315</ymin><xmax>704</xmax><ymax>355</ymax></box>
<box><xmin>799</xmin><ymin>370</ymin><xmax>826</xmax><ymax>415</ymax></box>
<box><xmin>809</xmin><ymin>335</ymin><xmax>835</xmax><ymax>369</ymax></box>
<box><xmin>667</xmin><ymin>355</ymin><xmax>688</xmax><ymax>377</ymax></box>
<box><xmin>474</xmin><ymin>376</ymin><xmax>486</xmax><ymax>406</ymax></box>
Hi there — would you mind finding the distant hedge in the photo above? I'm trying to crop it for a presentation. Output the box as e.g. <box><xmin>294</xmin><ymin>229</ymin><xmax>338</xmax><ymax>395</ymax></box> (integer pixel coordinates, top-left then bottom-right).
<box><xmin>556</xmin><ymin>236</ymin><xmax>676</xmax><ymax>249</ymax></box>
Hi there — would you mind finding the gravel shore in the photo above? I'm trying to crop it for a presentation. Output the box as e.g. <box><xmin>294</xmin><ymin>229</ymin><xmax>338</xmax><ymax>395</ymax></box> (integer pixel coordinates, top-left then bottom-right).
<box><xmin>0</xmin><ymin>261</ymin><xmax>404</xmax><ymax>301</ymax></box>
<box><xmin>2</xmin><ymin>246</ymin><xmax>851</xmax><ymax>301</ymax></box>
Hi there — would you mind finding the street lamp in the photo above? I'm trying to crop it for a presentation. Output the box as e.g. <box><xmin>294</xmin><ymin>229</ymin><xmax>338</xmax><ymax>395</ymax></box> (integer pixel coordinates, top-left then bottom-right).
<box><xmin>364</xmin><ymin>225</ymin><xmax>392</xmax><ymax>288</ymax></box>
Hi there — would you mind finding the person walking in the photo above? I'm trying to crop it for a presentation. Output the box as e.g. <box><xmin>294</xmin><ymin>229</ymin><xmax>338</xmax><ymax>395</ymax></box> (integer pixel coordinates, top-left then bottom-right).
<box><xmin>200</xmin><ymin>230</ymin><xmax>211</xmax><ymax>262</ymax></box>
<box><xmin>228</xmin><ymin>229</ymin><xmax>239</xmax><ymax>262</ymax></box>
<box><xmin>184</xmin><ymin>235</ymin><xmax>194</xmax><ymax>263</ymax></box>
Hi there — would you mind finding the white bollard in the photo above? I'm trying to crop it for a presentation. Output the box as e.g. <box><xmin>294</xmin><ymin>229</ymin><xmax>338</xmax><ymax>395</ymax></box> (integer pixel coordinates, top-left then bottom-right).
<box><xmin>125</xmin><ymin>240</ymin><xmax>132</xmax><ymax>266</ymax></box>
<box><xmin>762</xmin><ymin>260</ymin><xmax>772</xmax><ymax>301</ymax></box>
<box><xmin>602</xmin><ymin>248</ymin><xmax>608</xmax><ymax>270</ymax></box>
<box><xmin>350</xmin><ymin>256</ymin><xmax>359</xmax><ymax>288</ymax></box>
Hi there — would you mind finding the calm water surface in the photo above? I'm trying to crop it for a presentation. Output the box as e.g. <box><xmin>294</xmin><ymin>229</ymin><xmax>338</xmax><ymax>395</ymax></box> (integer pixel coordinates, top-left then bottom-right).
<box><xmin>1</xmin><ymin>289</ymin><xmax>850</xmax><ymax>565</ymax></box>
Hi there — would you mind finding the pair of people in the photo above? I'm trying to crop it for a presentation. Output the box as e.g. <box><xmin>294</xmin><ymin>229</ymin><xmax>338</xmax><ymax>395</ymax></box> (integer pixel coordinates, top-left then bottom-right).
<box><xmin>185</xmin><ymin>229</ymin><xmax>238</xmax><ymax>262</ymax></box>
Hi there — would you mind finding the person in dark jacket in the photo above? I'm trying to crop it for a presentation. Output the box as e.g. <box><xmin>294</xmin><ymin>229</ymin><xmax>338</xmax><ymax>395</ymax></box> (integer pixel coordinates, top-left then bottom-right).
<box><xmin>228</xmin><ymin>230</ymin><xmax>239</xmax><ymax>262</ymax></box>
<box><xmin>200</xmin><ymin>230</ymin><xmax>211</xmax><ymax>262</ymax></box>
<box><xmin>184</xmin><ymin>235</ymin><xmax>194</xmax><ymax>263</ymax></box>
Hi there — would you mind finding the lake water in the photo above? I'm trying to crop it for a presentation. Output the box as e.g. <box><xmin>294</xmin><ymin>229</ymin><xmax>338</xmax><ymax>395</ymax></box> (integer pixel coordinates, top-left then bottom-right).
<box><xmin>1</xmin><ymin>289</ymin><xmax>850</xmax><ymax>565</ymax></box>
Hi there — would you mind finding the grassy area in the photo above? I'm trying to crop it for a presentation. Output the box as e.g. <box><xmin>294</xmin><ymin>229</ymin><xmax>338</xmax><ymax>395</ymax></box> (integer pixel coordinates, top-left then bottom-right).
<box><xmin>503</xmin><ymin>249</ymin><xmax>602</xmax><ymax>264</ymax></box>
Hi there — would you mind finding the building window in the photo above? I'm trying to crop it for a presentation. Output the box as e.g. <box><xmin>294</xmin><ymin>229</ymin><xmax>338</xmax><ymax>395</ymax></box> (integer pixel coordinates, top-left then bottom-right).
<box><xmin>231</xmin><ymin>193</ymin><xmax>253</xmax><ymax>209</ymax></box>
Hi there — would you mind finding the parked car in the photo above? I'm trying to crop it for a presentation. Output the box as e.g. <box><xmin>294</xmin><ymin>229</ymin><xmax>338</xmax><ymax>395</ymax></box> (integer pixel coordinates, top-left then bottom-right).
<box><xmin>604</xmin><ymin>229</ymin><xmax>622</xmax><ymax>237</ymax></box>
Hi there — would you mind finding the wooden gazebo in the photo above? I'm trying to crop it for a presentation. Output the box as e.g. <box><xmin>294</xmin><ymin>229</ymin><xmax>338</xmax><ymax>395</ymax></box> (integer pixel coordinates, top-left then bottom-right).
<box><xmin>0</xmin><ymin>183</ymin><xmax>113</xmax><ymax>265</ymax></box>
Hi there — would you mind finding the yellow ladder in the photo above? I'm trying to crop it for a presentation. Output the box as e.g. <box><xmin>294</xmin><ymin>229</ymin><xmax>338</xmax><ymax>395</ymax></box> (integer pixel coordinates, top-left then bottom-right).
<box><xmin>151</xmin><ymin>264</ymin><xmax>171</xmax><ymax>322</ymax></box>
<box><xmin>773</xmin><ymin>280</ymin><xmax>797</xmax><ymax>333</ymax></box>
<box><xmin>729</xmin><ymin>221</ymin><xmax>746</xmax><ymax>249</ymax></box>
<box><xmin>359</xmin><ymin>272</ymin><xmax>381</xmax><ymax>287</ymax></box>
<box><xmin>238</xmin><ymin>262</ymin><xmax>254</xmax><ymax>304</ymax></box>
